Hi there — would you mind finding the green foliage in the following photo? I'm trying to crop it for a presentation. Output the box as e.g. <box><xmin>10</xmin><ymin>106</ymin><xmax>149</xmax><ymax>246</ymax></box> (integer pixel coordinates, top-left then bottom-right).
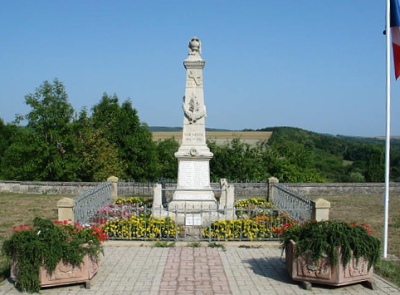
<box><xmin>0</xmin><ymin>120</ymin><xmax>19</xmax><ymax>178</ymax></box>
<box><xmin>92</xmin><ymin>94</ymin><xmax>159</xmax><ymax>181</ymax></box>
<box><xmin>187</xmin><ymin>241</ymin><xmax>202</xmax><ymax>247</ymax></box>
<box><xmin>0</xmin><ymin>81</ymin><xmax>162</xmax><ymax>182</ymax></box>
<box><xmin>208</xmin><ymin>242</ymin><xmax>226</xmax><ymax>251</ymax></box>
<box><xmin>2</xmin><ymin>80</ymin><xmax>78</xmax><ymax>181</ymax></box>
<box><xmin>1</xmin><ymin>218</ymin><xmax>105</xmax><ymax>293</ymax></box>
<box><xmin>259</xmin><ymin>126</ymin><xmax>390</xmax><ymax>183</ymax></box>
<box><xmin>152</xmin><ymin>241</ymin><xmax>175</xmax><ymax>248</ymax></box>
<box><xmin>155</xmin><ymin>138</ymin><xmax>179</xmax><ymax>180</ymax></box>
<box><xmin>364</xmin><ymin>146</ymin><xmax>385</xmax><ymax>182</ymax></box>
<box><xmin>0</xmin><ymin>78</ymin><xmax>397</xmax><ymax>183</ymax></box>
<box><xmin>280</xmin><ymin>220</ymin><xmax>381</xmax><ymax>269</ymax></box>
<box><xmin>71</xmin><ymin>109</ymin><xmax>125</xmax><ymax>181</ymax></box>
<box><xmin>209</xmin><ymin>139</ymin><xmax>270</xmax><ymax>182</ymax></box>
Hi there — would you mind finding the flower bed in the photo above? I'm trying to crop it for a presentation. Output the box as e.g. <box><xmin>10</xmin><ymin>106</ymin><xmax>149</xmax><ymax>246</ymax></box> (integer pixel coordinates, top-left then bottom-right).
<box><xmin>103</xmin><ymin>216</ymin><xmax>180</xmax><ymax>240</ymax></box>
<box><xmin>203</xmin><ymin>198</ymin><xmax>296</xmax><ymax>240</ymax></box>
<box><xmin>89</xmin><ymin>197</ymin><xmax>152</xmax><ymax>225</ymax></box>
<box><xmin>91</xmin><ymin>197</ymin><xmax>295</xmax><ymax>241</ymax></box>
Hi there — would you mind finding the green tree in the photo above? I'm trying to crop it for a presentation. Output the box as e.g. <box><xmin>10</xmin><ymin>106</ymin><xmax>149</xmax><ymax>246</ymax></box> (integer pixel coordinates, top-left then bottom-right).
<box><xmin>364</xmin><ymin>146</ymin><xmax>384</xmax><ymax>182</ymax></box>
<box><xmin>209</xmin><ymin>138</ymin><xmax>269</xmax><ymax>181</ymax></box>
<box><xmin>0</xmin><ymin>119</ymin><xmax>20</xmax><ymax>178</ymax></box>
<box><xmin>155</xmin><ymin>138</ymin><xmax>179</xmax><ymax>180</ymax></box>
<box><xmin>71</xmin><ymin>109</ymin><xmax>125</xmax><ymax>181</ymax></box>
<box><xmin>92</xmin><ymin>94</ymin><xmax>158</xmax><ymax>181</ymax></box>
<box><xmin>265</xmin><ymin>139</ymin><xmax>324</xmax><ymax>183</ymax></box>
<box><xmin>2</xmin><ymin>80</ymin><xmax>77</xmax><ymax>181</ymax></box>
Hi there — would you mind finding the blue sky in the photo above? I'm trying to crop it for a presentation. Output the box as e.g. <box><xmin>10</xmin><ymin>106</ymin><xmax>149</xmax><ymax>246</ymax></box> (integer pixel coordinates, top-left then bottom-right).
<box><xmin>0</xmin><ymin>0</ymin><xmax>397</xmax><ymax>137</ymax></box>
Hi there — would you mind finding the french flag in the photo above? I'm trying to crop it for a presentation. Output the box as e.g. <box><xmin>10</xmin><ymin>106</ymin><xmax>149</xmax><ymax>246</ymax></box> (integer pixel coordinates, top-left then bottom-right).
<box><xmin>391</xmin><ymin>0</ymin><xmax>400</xmax><ymax>79</ymax></box>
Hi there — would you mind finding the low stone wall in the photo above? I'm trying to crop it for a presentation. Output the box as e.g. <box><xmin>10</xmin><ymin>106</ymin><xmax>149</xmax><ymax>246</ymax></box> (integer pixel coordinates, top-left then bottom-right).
<box><xmin>1</xmin><ymin>180</ymin><xmax>400</xmax><ymax>197</ymax></box>
<box><xmin>0</xmin><ymin>180</ymin><xmax>100</xmax><ymax>195</ymax></box>
<box><xmin>284</xmin><ymin>183</ymin><xmax>400</xmax><ymax>196</ymax></box>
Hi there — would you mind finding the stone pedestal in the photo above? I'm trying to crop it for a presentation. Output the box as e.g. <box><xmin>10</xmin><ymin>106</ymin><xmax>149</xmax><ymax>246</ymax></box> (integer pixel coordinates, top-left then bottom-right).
<box><xmin>168</xmin><ymin>37</ymin><xmax>217</xmax><ymax>212</ymax></box>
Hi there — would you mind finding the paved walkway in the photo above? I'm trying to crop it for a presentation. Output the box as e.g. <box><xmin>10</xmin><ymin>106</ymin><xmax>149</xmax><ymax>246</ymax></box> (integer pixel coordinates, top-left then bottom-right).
<box><xmin>0</xmin><ymin>242</ymin><xmax>399</xmax><ymax>295</ymax></box>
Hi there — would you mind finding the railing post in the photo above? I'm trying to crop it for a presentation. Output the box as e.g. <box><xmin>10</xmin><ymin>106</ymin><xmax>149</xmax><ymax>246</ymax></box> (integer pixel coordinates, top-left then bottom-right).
<box><xmin>160</xmin><ymin>178</ymin><xmax>167</xmax><ymax>207</ymax></box>
<box><xmin>312</xmin><ymin>198</ymin><xmax>331</xmax><ymax>221</ymax></box>
<box><xmin>268</xmin><ymin>177</ymin><xmax>279</xmax><ymax>202</ymax></box>
<box><xmin>57</xmin><ymin>198</ymin><xmax>75</xmax><ymax>222</ymax></box>
<box><xmin>152</xmin><ymin>183</ymin><xmax>163</xmax><ymax>218</ymax></box>
<box><xmin>107</xmin><ymin>176</ymin><xmax>119</xmax><ymax>202</ymax></box>
<box><xmin>226</xmin><ymin>185</ymin><xmax>235</xmax><ymax>219</ymax></box>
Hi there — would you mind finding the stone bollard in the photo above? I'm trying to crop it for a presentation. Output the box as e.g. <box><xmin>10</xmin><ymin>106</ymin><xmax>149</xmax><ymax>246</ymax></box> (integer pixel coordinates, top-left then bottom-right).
<box><xmin>268</xmin><ymin>177</ymin><xmax>279</xmax><ymax>202</ymax></box>
<box><xmin>312</xmin><ymin>198</ymin><xmax>331</xmax><ymax>221</ymax></box>
<box><xmin>107</xmin><ymin>176</ymin><xmax>119</xmax><ymax>202</ymax></box>
<box><xmin>219</xmin><ymin>178</ymin><xmax>228</xmax><ymax>209</ymax></box>
<box><xmin>57</xmin><ymin>197</ymin><xmax>75</xmax><ymax>222</ymax></box>
<box><xmin>152</xmin><ymin>183</ymin><xmax>162</xmax><ymax>218</ymax></box>
<box><xmin>225</xmin><ymin>185</ymin><xmax>235</xmax><ymax>219</ymax></box>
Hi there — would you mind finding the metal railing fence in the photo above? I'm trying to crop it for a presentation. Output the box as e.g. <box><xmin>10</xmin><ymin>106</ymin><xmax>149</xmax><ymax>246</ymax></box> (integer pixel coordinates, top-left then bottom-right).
<box><xmin>73</xmin><ymin>181</ymin><xmax>112</xmax><ymax>224</ymax></box>
<box><xmin>89</xmin><ymin>202</ymin><xmax>301</xmax><ymax>242</ymax></box>
<box><xmin>271</xmin><ymin>183</ymin><xmax>313</xmax><ymax>221</ymax></box>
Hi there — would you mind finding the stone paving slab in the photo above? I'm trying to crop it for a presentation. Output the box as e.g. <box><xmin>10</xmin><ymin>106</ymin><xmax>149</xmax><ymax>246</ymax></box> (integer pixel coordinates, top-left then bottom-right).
<box><xmin>0</xmin><ymin>243</ymin><xmax>399</xmax><ymax>295</ymax></box>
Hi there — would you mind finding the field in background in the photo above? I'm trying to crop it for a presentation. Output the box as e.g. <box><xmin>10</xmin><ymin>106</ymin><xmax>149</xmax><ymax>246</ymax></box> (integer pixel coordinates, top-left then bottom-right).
<box><xmin>152</xmin><ymin>131</ymin><xmax>273</xmax><ymax>146</ymax></box>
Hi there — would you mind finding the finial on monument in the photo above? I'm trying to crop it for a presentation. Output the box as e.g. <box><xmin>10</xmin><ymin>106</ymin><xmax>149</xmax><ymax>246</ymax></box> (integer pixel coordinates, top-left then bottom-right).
<box><xmin>188</xmin><ymin>36</ymin><xmax>201</xmax><ymax>56</ymax></box>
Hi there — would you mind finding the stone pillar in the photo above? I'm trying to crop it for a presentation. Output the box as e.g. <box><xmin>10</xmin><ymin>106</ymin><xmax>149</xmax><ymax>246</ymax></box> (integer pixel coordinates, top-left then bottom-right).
<box><xmin>313</xmin><ymin>198</ymin><xmax>331</xmax><ymax>221</ymax></box>
<box><xmin>169</xmin><ymin>37</ymin><xmax>217</xmax><ymax>212</ymax></box>
<box><xmin>152</xmin><ymin>183</ymin><xmax>163</xmax><ymax>218</ymax></box>
<box><xmin>225</xmin><ymin>185</ymin><xmax>235</xmax><ymax>219</ymax></box>
<box><xmin>268</xmin><ymin>177</ymin><xmax>279</xmax><ymax>202</ymax></box>
<box><xmin>219</xmin><ymin>178</ymin><xmax>228</xmax><ymax>209</ymax></box>
<box><xmin>107</xmin><ymin>176</ymin><xmax>119</xmax><ymax>202</ymax></box>
<box><xmin>57</xmin><ymin>198</ymin><xmax>75</xmax><ymax>222</ymax></box>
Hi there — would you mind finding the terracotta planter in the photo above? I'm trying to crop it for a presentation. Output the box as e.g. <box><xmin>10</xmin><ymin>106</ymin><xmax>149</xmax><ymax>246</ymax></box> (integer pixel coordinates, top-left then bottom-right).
<box><xmin>11</xmin><ymin>254</ymin><xmax>100</xmax><ymax>289</ymax></box>
<box><xmin>285</xmin><ymin>240</ymin><xmax>373</xmax><ymax>288</ymax></box>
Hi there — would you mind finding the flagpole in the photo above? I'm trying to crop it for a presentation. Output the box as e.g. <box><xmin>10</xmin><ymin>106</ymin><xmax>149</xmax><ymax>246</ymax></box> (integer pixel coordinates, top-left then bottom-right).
<box><xmin>384</xmin><ymin>0</ymin><xmax>391</xmax><ymax>259</ymax></box>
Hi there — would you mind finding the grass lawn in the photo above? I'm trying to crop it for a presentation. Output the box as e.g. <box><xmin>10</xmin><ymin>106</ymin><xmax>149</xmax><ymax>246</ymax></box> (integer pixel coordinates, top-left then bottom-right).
<box><xmin>0</xmin><ymin>192</ymin><xmax>399</xmax><ymax>286</ymax></box>
<box><xmin>0</xmin><ymin>193</ymin><xmax>68</xmax><ymax>280</ymax></box>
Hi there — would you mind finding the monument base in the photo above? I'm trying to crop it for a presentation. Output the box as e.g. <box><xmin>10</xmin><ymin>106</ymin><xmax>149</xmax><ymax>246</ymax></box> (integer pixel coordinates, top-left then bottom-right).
<box><xmin>152</xmin><ymin>207</ymin><xmax>235</xmax><ymax>226</ymax></box>
<box><xmin>168</xmin><ymin>190</ymin><xmax>217</xmax><ymax>212</ymax></box>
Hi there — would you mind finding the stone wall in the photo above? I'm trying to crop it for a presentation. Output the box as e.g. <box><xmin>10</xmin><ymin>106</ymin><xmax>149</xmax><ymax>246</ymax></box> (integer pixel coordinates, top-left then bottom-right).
<box><xmin>283</xmin><ymin>182</ymin><xmax>400</xmax><ymax>196</ymax></box>
<box><xmin>1</xmin><ymin>180</ymin><xmax>400</xmax><ymax>197</ymax></box>
<box><xmin>0</xmin><ymin>180</ymin><xmax>100</xmax><ymax>195</ymax></box>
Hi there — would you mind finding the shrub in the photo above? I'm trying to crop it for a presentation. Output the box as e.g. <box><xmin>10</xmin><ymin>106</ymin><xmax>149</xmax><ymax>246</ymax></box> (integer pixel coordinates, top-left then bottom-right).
<box><xmin>1</xmin><ymin>218</ymin><xmax>106</xmax><ymax>293</ymax></box>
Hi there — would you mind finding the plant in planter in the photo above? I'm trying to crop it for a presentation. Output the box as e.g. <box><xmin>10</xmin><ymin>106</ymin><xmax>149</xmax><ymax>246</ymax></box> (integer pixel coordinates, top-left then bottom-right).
<box><xmin>1</xmin><ymin>217</ymin><xmax>107</xmax><ymax>293</ymax></box>
<box><xmin>280</xmin><ymin>220</ymin><xmax>381</xmax><ymax>288</ymax></box>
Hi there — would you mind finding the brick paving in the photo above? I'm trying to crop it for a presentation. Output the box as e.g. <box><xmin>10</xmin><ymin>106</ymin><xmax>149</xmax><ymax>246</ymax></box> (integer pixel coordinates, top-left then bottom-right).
<box><xmin>0</xmin><ymin>242</ymin><xmax>399</xmax><ymax>295</ymax></box>
<box><xmin>159</xmin><ymin>247</ymin><xmax>230</xmax><ymax>295</ymax></box>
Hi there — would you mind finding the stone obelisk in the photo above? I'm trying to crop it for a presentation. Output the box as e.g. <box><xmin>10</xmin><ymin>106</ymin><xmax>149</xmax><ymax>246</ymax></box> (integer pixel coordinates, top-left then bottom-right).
<box><xmin>168</xmin><ymin>37</ymin><xmax>217</xmax><ymax>212</ymax></box>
